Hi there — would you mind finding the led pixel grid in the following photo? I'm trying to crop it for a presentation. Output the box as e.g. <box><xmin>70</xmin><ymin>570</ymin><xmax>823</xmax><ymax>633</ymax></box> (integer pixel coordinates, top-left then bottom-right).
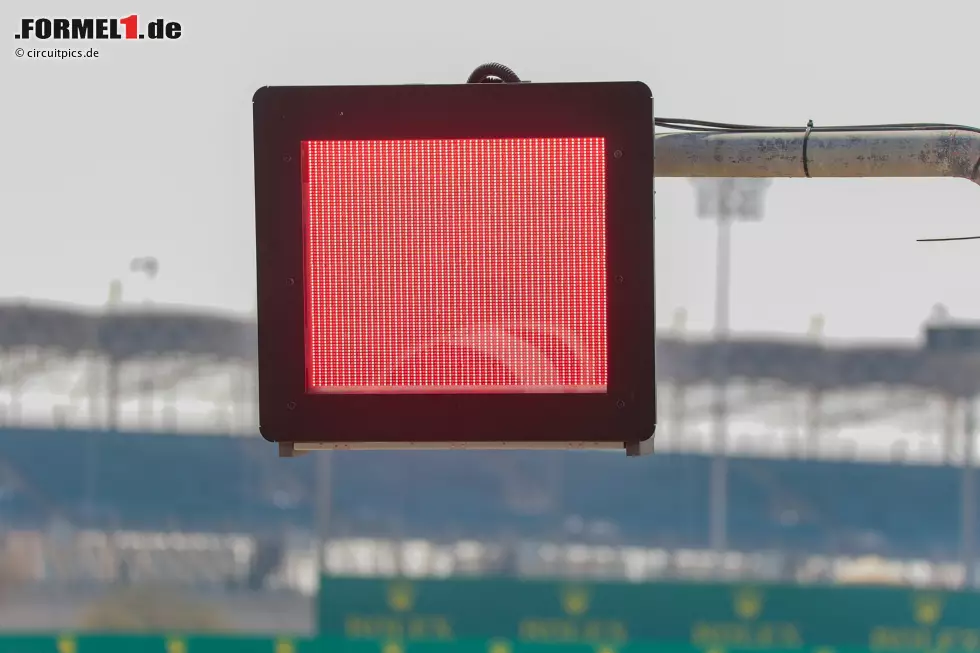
<box><xmin>303</xmin><ymin>137</ymin><xmax>608</xmax><ymax>394</ymax></box>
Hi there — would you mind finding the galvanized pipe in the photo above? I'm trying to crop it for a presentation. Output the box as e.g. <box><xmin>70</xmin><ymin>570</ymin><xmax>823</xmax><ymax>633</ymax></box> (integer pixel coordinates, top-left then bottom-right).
<box><xmin>654</xmin><ymin>129</ymin><xmax>980</xmax><ymax>184</ymax></box>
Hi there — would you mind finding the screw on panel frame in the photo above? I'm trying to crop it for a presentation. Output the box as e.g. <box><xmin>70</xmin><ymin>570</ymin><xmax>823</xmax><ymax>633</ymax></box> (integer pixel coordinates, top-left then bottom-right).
<box><xmin>282</xmin><ymin>155</ymin><xmax>292</xmax><ymax>162</ymax></box>
<box><xmin>616</xmin><ymin>400</ymin><xmax>626</xmax><ymax>409</ymax></box>
<box><xmin>286</xmin><ymin>401</ymin><xmax>297</xmax><ymax>410</ymax></box>
<box><xmin>613</xmin><ymin>150</ymin><xmax>623</xmax><ymax>159</ymax></box>
<box><xmin>287</xmin><ymin>277</ymin><xmax>295</xmax><ymax>286</ymax></box>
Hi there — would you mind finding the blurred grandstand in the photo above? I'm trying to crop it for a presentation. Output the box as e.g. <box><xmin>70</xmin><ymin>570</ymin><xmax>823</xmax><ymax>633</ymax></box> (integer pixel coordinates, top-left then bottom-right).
<box><xmin>2</xmin><ymin>297</ymin><xmax>980</xmax><ymax>618</ymax></box>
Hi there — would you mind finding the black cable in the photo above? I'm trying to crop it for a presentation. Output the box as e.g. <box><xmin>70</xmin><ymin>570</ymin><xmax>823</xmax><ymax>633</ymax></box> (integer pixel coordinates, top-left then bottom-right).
<box><xmin>467</xmin><ymin>63</ymin><xmax>521</xmax><ymax>84</ymax></box>
<box><xmin>655</xmin><ymin>117</ymin><xmax>980</xmax><ymax>136</ymax></box>
<box><xmin>917</xmin><ymin>236</ymin><xmax>980</xmax><ymax>242</ymax></box>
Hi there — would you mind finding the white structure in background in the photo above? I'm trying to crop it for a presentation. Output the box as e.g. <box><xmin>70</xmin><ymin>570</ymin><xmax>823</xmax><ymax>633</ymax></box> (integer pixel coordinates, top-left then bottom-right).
<box><xmin>2</xmin><ymin>241</ymin><xmax>980</xmax><ymax>594</ymax></box>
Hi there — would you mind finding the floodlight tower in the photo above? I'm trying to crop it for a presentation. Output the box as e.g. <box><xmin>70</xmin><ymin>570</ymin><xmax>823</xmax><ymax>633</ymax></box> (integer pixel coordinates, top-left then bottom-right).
<box><xmin>690</xmin><ymin>178</ymin><xmax>772</xmax><ymax>554</ymax></box>
<box><xmin>104</xmin><ymin>256</ymin><xmax>160</xmax><ymax>431</ymax></box>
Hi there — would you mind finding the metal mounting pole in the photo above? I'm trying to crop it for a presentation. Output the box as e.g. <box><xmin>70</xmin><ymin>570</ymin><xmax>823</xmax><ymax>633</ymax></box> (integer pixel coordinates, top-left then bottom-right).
<box><xmin>964</xmin><ymin>397</ymin><xmax>977</xmax><ymax>588</ymax></box>
<box><xmin>654</xmin><ymin>126</ymin><xmax>980</xmax><ymax>554</ymax></box>
<box><xmin>655</xmin><ymin>129</ymin><xmax>980</xmax><ymax>183</ymax></box>
<box><xmin>710</xmin><ymin>213</ymin><xmax>731</xmax><ymax>554</ymax></box>
<box><xmin>689</xmin><ymin>178</ymin><xmax>770</xmax><ymax>554</ymax></box>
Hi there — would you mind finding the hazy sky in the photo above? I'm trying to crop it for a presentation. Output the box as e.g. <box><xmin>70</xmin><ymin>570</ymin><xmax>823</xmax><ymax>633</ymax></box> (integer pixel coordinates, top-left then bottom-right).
<box><xmin>3</xmin><ymin>0</ymin><xmax>980</xmax><ymax>342</ymax></box>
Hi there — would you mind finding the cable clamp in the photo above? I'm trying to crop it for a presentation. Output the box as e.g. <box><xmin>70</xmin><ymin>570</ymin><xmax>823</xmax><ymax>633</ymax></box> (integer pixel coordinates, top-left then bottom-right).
<box><xmin>802</xmin><ymin>119</ymin><xmax>814</xmax><ymax>178</ymax></box>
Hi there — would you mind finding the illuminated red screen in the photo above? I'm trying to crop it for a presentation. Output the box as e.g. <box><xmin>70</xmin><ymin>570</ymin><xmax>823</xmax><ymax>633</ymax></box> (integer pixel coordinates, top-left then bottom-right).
<box><xmin>303</xmin><ymin>137</ymin><xmax>608</xmax><ymax>394</ymax></box>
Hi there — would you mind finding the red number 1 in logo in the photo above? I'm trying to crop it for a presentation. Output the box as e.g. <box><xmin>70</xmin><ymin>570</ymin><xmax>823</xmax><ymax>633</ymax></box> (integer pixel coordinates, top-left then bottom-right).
<box><xmin>120</xmin><ymin>14</ymin><xmax>138</xmax><ymax>39</ymax></box>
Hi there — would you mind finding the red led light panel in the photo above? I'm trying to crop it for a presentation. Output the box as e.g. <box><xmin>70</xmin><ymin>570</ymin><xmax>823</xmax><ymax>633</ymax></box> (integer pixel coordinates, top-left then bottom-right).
<box><xmin>303</xmin><ymin>137</ymin><xmax>608</xmax><ymax>394</ymax></box>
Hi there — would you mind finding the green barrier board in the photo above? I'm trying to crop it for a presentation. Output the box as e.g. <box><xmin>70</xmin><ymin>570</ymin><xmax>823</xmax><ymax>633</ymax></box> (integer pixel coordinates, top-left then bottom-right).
<box><xmin>319</xmin><ymin>576</ymin><xmax>980</xmax><ymax>650</ymax></box>
<box><xmin>0</xmin><ymin>634</ymin><xmax>315</xmax><ymax>653</ymax></box>
<box><xmin>0</xmin><ymin>638</ymin><xmax>924</xmax><ymax>653</ymax></box>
